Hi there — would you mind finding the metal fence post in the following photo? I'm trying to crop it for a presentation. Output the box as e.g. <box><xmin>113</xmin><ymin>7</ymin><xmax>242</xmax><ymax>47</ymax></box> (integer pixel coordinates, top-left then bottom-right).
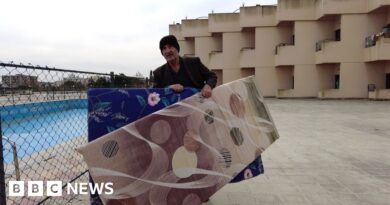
<box><xmin>0</xmin><ymin>117</ymin><xmax>7</xmax><ymax>205</ymax></box>
<box><xmin>110</xmin><ymin>72</ymin><xmax>115</xmax><ymax>87</ymax></box>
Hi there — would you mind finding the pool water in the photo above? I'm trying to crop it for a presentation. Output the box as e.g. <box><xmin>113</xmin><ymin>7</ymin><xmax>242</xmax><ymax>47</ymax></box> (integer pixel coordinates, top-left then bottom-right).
<box><xmin>1</xmin><ymin>100</ymin><xmax>87</xmax><ymax>164</ymax></box>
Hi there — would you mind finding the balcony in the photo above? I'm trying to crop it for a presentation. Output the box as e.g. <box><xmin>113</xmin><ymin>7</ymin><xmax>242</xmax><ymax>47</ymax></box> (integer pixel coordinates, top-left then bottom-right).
<box><xmin>367</xmin><ymin>0</ymin><xmax>390</xmax><ymax>12</ymax></box>
<box><xmin>209</xmin><ymin>51</ymin><xmax>224</xmax><ymax>69</ymax></box>
<box><xmin>240</xmin><ymin>47</ymin><xmax>256</xmax><ymax>68</ymax></box>
<box><xmin>369</xmin><ymin>89</ymin><xmax>390</xmax><ymax>100</ymax></box>
<box><xmin>275</xmin><ymin>43</ymin><xmax>296</xmax><ymax>66</ymax></box>
<box><xmin>364</xmin><ymin>34</ymin><xmax>390</xmax><ymax>62</ymax></box>
<box><xmin>318</xmin><ymin>89</ymin><xmax>342</xmax><ymax>99</ymax></box>
<box><xmin>315</xmin><ymin>40</ymin><xmax>342</xmax><ymax>64</ymax></box>
<box><xmin>277</xmin><ymin>89</ymin><xmax>295</xmax><ymax>98</ymax></box>
<box><xmin>183</xmin><ymin>54</ymin><xmax>195</xmax><ymax>57</ymax></box>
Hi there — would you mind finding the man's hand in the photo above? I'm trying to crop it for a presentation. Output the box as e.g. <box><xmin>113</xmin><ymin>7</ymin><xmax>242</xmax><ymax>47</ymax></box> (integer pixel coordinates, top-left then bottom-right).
<box><xmin>169</xmin><ymin>84</ymin><xmax>184</xmax><ymax>93</ymax></box>
<box><xmin>201</xmin><ymin>84</ymin><xmax>212</xmax><ymax>98</ymax></box>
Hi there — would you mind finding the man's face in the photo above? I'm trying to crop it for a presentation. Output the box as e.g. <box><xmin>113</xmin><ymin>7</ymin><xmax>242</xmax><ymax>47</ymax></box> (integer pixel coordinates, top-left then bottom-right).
<box><xmin>161</xmin><ymin>44</ymin><xmax>179</xmax><ymax>62</ymax></box>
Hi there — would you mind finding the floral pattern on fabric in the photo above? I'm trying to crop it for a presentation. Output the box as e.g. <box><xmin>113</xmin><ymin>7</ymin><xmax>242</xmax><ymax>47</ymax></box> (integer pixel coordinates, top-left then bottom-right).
<box><xmin>86</xmin><ymin>79</ymin><xmax>273</xmax><ymax>204</ymax></box>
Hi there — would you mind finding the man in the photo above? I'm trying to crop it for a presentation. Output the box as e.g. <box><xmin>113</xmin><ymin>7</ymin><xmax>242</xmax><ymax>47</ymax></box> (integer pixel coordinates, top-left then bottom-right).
<box><xmin>153</xmin><ymin>35</ymin><xmax>217</xmax><ymax>98</ymax></box>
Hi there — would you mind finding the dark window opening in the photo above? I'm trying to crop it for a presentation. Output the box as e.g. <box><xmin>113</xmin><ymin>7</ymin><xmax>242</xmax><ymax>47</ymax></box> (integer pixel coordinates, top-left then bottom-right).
<box><xmin>292</xmin><ymin>35</ymin><xmax>295</xmax><ymax>45</ymax></box>
<box><xmin>386</xmin><ymin>73</ymin><xmax>390</xmax><ymax>89</ymax></box>
<box><xmin>335</xmin><ymin>74</ymin><xmax>340</xmax><ymax>89</ymax></box>
<box><xmin>292</xmin><ymin>76</ymin><xmax>294</xmax><ymax>89</ymax></box>
<box><xmin>335</xmin><ymin>29</ymin><xmax>341</xmax><ymax>41</ymax></box>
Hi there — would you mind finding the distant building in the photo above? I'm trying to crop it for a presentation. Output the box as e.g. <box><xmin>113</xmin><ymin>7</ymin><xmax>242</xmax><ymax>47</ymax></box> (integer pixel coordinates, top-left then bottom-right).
<box><xmin>170</xmin><ymin>0</ymin><xmax>390</xmax><ymax>100</ymax></box>
<box><xmin>53</xmin><ymin>75</ymin><xmax>100</xmax><ymax>87</ymax></box>
<box><xmin>2</xmin><ymin>74</ymin><xmax>38</xmax><ymax>88</ymax></box>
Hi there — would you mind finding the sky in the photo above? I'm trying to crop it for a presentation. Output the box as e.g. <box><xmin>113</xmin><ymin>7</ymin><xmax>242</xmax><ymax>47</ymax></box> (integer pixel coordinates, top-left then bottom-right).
<box><xmin>0</xmin><ymin>0</ymin><xmax>277</xmax><ymax>77</ymax></box>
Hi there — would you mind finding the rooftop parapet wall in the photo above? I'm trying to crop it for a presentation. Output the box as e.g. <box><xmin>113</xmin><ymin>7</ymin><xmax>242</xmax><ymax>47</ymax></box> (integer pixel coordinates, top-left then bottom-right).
<box><xmin>169</xmin><ymin>24</ymin><xmax>185</xmax><ymax>40</ymax></box>
<box><xmin>181</xmin><ymin>19</ymin><xmax>211</xmax><ymax>37</ymax></box>
<box><xmin>277</xmin><ymin>0</ymin><xmax>317</xmax><ymax>21</ymax></box>
<box><xmin>209</xmin><ymin>13</ymin><xmax>241</xmax><ymax>32</ymax></box>
<box><xmin>240</xmin><ymin>5</ymin><xmax>277</xmax><ymax>27</ymax></box>
<box><xmin>277</xmin><ymin>0</ymin><xmax>370</xmax><ymax>21</ymax></box>
<box><xmin>316</xmin><ymin>0</ymin><xmax>367</xmax><ymax>19</ymax></box>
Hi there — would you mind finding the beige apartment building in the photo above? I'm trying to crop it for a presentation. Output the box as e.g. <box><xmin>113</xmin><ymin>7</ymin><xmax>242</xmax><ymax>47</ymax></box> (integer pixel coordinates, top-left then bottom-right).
<box><xmin>169</xmin><ymin>0</ymin><xmax>390</xmax><ymax>99</ymax></box>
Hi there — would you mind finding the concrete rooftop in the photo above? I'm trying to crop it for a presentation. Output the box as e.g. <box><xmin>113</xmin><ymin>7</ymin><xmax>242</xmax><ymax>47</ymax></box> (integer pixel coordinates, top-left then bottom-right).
<box><xmin>205</xmin><ymin>99</ymin><xmax>390</xmax><ymax>205</ymax></box>
<box><xmin>69</xmin><ymin>99</ymin><xmax>390</xmax><ymax>205</ymax></box>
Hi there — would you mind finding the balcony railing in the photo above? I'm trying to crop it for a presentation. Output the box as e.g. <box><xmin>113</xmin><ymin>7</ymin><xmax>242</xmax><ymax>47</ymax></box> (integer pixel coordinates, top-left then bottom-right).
<box><xmin>275</xmin><ymin>43</ymin><xmax>294</xmax><ymax>55</ymax></box>
<box><xmin>209</xmin><ymin>50</ymin><xmax>224</xmax><ymax>68</ymax></box>
<box><xmin>315</xmin><ymin>39</ymin><xmax>342</xmax><ymax>64</ymax></box>
<box><xmin>277</xmin><ymin>89</ymin><xmax>294</xmax><ymax>98</ymax></box>
<box><xmin>240</xmin><ymin>47</ymin><xmax>255</xmax><ymax>51</ymax></box>
<box><xmin>315</xmin><ymin>39</ymin><xmax>336</xmax><ymax>51</ymax></box>
<box><xmin>209</xmin><ymin>50</ymin><xmax>222</xmax><ymax>55</ymax></box>
<box><xmin>364</xmin><ymin>27</ymin><xmax>390</xmax><ymax>62</ymax></box>
<box><xmin>365</xmin><ymin>27</ymin><xmax>390</xmax><ymax>48</ymax></box>
<box><xmin>183</xmin><ymin>54</ymin><xmax>195</xmax><ymax>57</ymax></box>
<box><xmin>318</xmin><ymin>89</ymin><xmax>342</xmax><ymax>99</ymax></box>
<box><xmin>369</xmin><ymin>89</ymin><xmax>390</xmax><ymax>100</ymax></box>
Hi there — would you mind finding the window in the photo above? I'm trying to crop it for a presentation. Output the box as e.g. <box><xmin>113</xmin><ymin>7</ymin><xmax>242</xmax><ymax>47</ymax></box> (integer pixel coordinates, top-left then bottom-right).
<box><xmin>335</xmin><ymin>74</ymin><xmax>340</xmax><ymax>89</ymax></box>
<box><xmin>292</xmin><ymin>76</ymin><xmax>294</xmax><ymax>89</ymax></box>
<box><xmin>292</xmin><ymin>35</ymin><xmax>295</xmax><ymax>45</ymax></box>
<box><xmin>335</xmin><ymin>29</ymin><xmax>341</xmax><ymax>41</ymax></box>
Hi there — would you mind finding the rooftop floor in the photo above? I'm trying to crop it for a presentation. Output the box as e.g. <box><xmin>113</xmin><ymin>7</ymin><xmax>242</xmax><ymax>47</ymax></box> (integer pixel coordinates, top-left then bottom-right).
<box><xmin>67</xmin><ymin>99</ymin><xmax>390</xmax><ymax>205</ymax></box>
<box><xmin>206</xmin><ymin>99</ymin><xmax>390</xmax><ymax>205</ymax></box>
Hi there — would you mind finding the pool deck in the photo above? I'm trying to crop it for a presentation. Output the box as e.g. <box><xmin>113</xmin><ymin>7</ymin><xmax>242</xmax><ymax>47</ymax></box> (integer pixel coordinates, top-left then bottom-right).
<box><xmin>5</xmin><ymin>135</ymin><xmax>89</xmax><ymax>205</ymax></box>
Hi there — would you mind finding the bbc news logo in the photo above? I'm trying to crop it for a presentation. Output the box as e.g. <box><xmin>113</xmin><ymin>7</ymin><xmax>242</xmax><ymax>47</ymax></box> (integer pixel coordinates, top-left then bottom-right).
<box><xmin>9</xmin><ymin>181</ymin><xmax>114</xmax><ymax>196</ymax></box>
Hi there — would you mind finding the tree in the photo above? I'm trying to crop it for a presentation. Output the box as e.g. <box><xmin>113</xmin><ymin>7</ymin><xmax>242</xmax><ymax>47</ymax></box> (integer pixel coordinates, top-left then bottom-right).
<box><xmin>135</xmin><ymin>72</ymin><xmax>144</xmax><ymax>77</ymax></box>
<box><xmin>62</xmin><ymin>80</ymin><xmax>85</xmax><ymax>90</ymax></box>
<box><xmin>92</xmin><ymin>77</ymin><xmax>111</xmax><ymax>88</ymax></box>
<box><xmin>113</xmin><ymin>73</ymin><xmax>146</xmax><ymax>88</ymax></box>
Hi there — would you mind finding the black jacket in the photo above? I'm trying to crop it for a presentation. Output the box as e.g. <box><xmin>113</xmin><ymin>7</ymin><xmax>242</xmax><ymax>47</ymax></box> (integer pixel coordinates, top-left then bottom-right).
<box><xmin>153</xmin><ymin>57</ymin><xmax>217</xmax><ymax>89</ymax></box>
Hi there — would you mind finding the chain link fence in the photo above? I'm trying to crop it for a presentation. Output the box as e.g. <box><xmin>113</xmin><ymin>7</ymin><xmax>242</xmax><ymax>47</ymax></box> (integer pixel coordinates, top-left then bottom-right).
<box><xmin>0</xmin><ymin>62</ymin><xmax>147</xmax><ymax>205</ymax></box>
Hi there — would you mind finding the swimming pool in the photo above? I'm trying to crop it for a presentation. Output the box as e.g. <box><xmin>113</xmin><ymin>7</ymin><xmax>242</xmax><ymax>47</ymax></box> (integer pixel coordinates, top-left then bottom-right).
<box><xmin>1</xmin><ymin>99</ymin><xmax>87</xmax><ymax>164</ymax></box>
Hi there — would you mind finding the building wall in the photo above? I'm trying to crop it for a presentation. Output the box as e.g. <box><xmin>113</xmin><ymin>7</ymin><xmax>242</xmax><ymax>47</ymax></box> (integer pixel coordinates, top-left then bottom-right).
<box><xmin>340</xmin><ymin>63</ymin><xmax>368</xmax><ymax>98</ymax></box>
<box><xmin>316</xmin><ymin>64</ymin><xmax>337</xmax><ymax>90</ymax></box>
<box><xmin>182</xmin><ymin>19</ymin><xmax>210</xmax><ymax>37</ymax></box>
<box><xmin>180</xmin><ymin>38</ymin><xmax>195</xmax><ymax>56</ymax></box>
<box><xmin>2</xmin><ymin>75</ymin><xmax>38</xmax><ymax>88</ymax></box>
<box><xmin>319</xmin><ymin>0</ymin><xmax>367</xmax><ymax>17</ymax></box>
<box><xmin>366</xmin><ymin>61</ymin><xmax>386</xmax><ymax>89</ymax></box>
<box><xmin>277</xmin><ymin>0</ymin><xmax>317</xmax><ymax>21</ymax></box>
<box><xmin>240</xmin><ymin>5</ymin><xmax>277</xmax><ymax>27</ymax></box>
<box><xmin>255</xmin><ymin>67</ymin><xmax>277</xmax><ymax>96</ymax></box>
<box><xmin>294</xmin><ymin>65</ymin><xmax>319</xmax><ymax>97</ymax></box>
<box><xmin>388</xmin><ymin>7</ymin><xmax>390</xmax><ymax>22</ymax></box>
<box><xmin>386</xmin><ymin>62</ymin><xmax>390</xmax><ymax>73</ymax></box>
<box><xmin>194</xmin><ymin>37</ymin><xmax>213</xmax><ymax>66</ymax></box>
<box><xmin>276</xmin><ymin>66</ymin><xmax>293</xmax><ymax>90</ymax></box>
<box><xmin>256</xmin><ymin>26</ymin><xmax>291</xmax><ymax>67</ymax></box>
<box><xmin>169</xmin><ymin>0</ymin><xmax>390</xmax><ymax>99</ymax></box>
